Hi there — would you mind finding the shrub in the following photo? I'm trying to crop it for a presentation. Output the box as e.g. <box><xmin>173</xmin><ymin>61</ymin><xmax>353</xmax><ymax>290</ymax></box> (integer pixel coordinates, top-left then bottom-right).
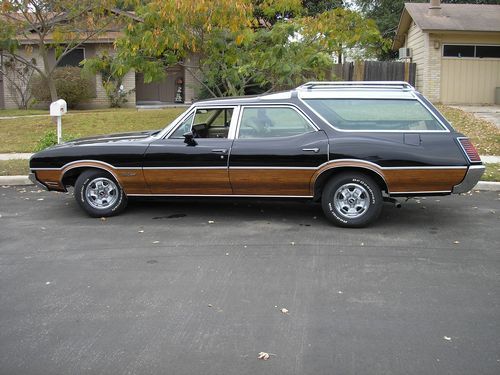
<box><xmin>31</xmin><ymin>67</ymin><xmax>93</xmax><ymax>108</ymax></box>
<box><xmin>34</xmin><ymin>129</ymin><xmax>79</xmax><ymax>152</ymax></box>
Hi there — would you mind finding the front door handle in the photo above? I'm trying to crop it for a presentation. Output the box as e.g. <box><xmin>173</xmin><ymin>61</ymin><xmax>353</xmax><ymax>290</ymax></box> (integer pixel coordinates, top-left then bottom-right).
<box><xmin>302</xmin><ymin>148</ymin><xmax>320</xmax><ymax>153</ymax></box>
<box><xmin>211</xmin><ymin>148</ymin><xmax>227</xmax><ymax>153</ymax></box>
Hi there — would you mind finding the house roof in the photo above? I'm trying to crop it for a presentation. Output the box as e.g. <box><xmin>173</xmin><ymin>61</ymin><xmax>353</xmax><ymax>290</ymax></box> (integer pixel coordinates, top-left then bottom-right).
<box><xmin>393</xmin><ymin>3</ymin><xmax>500</xmax><ymax>50</ymax></box>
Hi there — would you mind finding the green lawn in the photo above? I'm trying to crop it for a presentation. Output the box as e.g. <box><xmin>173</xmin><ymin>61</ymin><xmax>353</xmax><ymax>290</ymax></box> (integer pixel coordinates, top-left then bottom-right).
<box><xmin>0</xmin><ymin>159</ymin><xmax>29</xmax><ymax>176</ymax></box>
<box><xmin>0</xmin><ymin>108</ymin><xmax>185</xmax><ymax>153</ymax></box>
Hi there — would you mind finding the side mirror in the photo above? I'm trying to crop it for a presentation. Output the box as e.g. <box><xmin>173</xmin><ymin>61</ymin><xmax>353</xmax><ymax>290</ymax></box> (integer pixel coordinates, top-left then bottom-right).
<box><xmin>183</xmin><ymin>131</ymin><xmax>197</xmax><ymax>146</ymax></box>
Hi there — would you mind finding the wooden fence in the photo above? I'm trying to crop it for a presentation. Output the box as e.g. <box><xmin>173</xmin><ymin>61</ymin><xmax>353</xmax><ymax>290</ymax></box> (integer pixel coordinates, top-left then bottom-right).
<box><xmin>332</xmin><ymin>61</ymin><xmax>416</xmax><ymax>86</ymax></box>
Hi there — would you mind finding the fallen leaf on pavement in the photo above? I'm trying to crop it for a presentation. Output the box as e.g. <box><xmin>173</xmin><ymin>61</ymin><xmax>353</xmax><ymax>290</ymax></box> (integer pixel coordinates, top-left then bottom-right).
<box><xmin>443</xmin><ymin>336</ymin><xmax>451</xmax><ymax>341</ymax></box>
<box><xmin>258</xmin><ymin>352</ymin><xmax>270</xmax><ymax>360</ymax></box>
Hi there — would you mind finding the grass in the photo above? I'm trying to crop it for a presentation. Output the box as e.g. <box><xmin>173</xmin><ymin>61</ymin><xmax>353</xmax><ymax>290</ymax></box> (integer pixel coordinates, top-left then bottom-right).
<box><xmin>0</xmin><ymin>109</ymin><xmax>48</xmax><ymax>117</ymax></box>
<box><xmin>481</xmin><ymin>163</ymin><xmax>500</xmax><ymax>182</ymax></box>
<box><xmin>0</xmin><ymin>159</ymin><xmax>30</xmax><ymax>176</ymax></box>
<box><xmin>437</xmin><ymin>105</ymin><xmax>500</xmax><ymax>156</ymax></box>
<box><xmin>0</xmin><ymin>108</ymin><xmax>185</xmax><ymax>153</ymax></box>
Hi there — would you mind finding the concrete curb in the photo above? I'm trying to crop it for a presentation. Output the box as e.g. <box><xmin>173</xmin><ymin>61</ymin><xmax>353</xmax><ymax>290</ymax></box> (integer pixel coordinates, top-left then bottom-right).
<box><xmin>0</xmin><ymin>175</ymin><xmax>32</xmax><ymax>186</ymax></box>
<box><xmin>1</xmin><ymin>175</ymin><xmax>500</xmax><ymax>191</ymax></box>
<box><xmin>474</xmin><ymin>181</ymin><xmax>500</xmax><ymax>191</ymax></box>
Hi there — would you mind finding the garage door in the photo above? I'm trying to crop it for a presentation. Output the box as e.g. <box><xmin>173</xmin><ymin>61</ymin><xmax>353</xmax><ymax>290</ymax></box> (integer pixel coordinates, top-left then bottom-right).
<box><xmin>441</xmin><ymin>59</ymin><xmax>500</xmax><ymax>104</ymax></box>
<box><xmin>135</xmin><ymin>66</ymin><xmax>183</xmax><ymax>104</ymax></box>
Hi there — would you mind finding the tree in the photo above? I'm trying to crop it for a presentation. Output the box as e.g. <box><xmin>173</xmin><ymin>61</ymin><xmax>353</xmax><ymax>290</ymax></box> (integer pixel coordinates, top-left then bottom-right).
<box><xmin>117</xmin><ymin>0</ymin><xmax>386</xmax><ymax>97</ymax></box>
<box><xmin>0</xmin><ymin>0</ymin><xmax>124</xmax><ymax>103</ymax></box>
<box><xmin>82</xmin><ymin>52</ymin><xmax>134</xmax><ymax>107</ymax></box>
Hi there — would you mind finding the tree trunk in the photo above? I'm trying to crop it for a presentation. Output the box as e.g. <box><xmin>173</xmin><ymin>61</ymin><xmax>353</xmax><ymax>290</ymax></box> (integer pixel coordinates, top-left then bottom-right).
<box><xmin>39</xmin><ymin>43</ymin><xmax>58</xmax><ymax>102</ymax></box>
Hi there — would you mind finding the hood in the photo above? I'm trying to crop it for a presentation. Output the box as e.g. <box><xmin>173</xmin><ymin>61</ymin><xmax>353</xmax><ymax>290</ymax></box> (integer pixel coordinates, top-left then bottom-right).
<box><xmin>62</xmin><ymin>130</ymin><xmax>160</xmax><ymax>146</ymax></box>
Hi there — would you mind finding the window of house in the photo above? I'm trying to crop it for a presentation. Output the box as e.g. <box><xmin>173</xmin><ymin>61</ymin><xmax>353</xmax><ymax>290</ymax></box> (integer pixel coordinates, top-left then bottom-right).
<box><xmin>476</xmin><ymin>45</ymin><xmax>500</xmax><ymax>58</ymax></box>
<box><xmin>443</xmin><ymin>44</ymin><xmax>500</xmax><ymax>58</ymax></box>
<box><xmin>303</xmin><ymin>99</ymin><xmax>445</xmax><ymax>131</ymax></box>
<box><xmin>443</xmin><ymin>45</ymin><xmax>474</xmax><ymax>58</ymax></box>
<box><xmin>238</xmin><ymin>107</ymin><xmax>315</xmax><ymax>139</ymax></box>
<box><xmin>57</xmin><ymin>48</ymin><xmax>85</xmax><ymax>67</ymax></box>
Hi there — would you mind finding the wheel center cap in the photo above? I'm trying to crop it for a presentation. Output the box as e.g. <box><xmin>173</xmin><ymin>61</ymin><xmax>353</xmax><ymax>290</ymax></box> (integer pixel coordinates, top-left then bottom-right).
<box><xmin>348</xmin><ymin>198</ymin><xmax>356</xmax><ymax>204</ymax></box>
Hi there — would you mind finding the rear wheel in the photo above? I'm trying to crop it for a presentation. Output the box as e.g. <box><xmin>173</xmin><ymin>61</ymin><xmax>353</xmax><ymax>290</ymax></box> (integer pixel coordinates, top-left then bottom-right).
<box><xmin>74</xmin><ymin>170</ymin><xmax>127</xmax><ymax>217</ymax></box>
<box><xmin>321</xmin><ymin>172</ymin><xmax>382</xmax><ymax>228</ymax></box>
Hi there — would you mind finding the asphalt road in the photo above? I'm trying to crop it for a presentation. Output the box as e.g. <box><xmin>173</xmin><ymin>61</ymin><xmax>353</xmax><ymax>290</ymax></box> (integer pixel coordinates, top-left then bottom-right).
<box><xmin>0</xmin><ymin>186</ymin><xmax>499</xmax><ymax>375</ymax></box>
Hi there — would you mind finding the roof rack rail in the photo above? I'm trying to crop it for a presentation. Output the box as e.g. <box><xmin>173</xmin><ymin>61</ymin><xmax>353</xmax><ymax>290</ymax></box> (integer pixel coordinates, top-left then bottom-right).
<box><xmin>297</xmin><ymin>81</ymin><xmax>415</xmax><ymax>91</ymax></box>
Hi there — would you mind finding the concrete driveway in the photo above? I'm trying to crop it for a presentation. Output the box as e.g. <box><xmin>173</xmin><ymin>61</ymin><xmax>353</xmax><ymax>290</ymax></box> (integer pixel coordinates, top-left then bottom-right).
<box><xmin>453</xmin><ymin>105</ymin><xmax>500</xmax><ymax>129</ymax></box>
<box><xmin>1</xmin><ymin>187</ymin><xmax>499</xmax><ymax>375</ymax></box>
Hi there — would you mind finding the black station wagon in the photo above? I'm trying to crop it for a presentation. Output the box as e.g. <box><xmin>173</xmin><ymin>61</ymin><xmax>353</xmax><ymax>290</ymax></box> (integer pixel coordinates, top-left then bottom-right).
<box><xmin>30</xmin><ymin>81</ymin><xmax>485</xmax><ymax>227</ymax></box>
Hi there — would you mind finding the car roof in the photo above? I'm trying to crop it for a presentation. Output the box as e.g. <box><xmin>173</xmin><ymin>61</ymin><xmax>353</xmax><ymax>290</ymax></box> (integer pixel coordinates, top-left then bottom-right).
<box><xmin>193</xmin><ymin>81</ymin><xmax>419</xmax><ymax>106</ymax></box>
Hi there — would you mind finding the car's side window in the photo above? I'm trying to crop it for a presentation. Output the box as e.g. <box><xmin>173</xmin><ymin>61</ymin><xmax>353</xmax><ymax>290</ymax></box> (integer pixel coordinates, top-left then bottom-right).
<box><xmin>238</xmin><ymin>107</ymin><xmax>314</xmax><ymax>139</ymax></box>
<box><xmin>170</xmin><ymin>108</ymin><xmax>233</xmax><ymax>139</ymax></box>
<box><xmin>303</xmin><ymin>99</ymin><xmax>446</xmax><ymax>131</ymax></box>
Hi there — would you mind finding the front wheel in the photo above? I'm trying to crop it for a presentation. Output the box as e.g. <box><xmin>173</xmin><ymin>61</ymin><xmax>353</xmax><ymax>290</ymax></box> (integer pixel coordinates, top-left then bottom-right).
<box><xmin>74</xmin><ymin>170</ymin><xmax>127</xmax><ymax>217</ymax></box>
<box><xmin>321</xmin><ymin>173</ymin><xmax>382</xmax><ymax>228</ymax></box>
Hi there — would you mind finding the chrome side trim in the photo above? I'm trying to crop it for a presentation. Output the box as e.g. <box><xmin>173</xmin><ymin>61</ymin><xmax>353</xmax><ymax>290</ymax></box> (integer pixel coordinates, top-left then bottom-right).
<box><xmin>30</xmin><ymin>160</ymin><xmax>142</xmax><ymax>171</ymax></box>
<box><xmin>128</xmin><ymin>194</ymin><xmax>314</xmax><ymax>198</ymax></box>
<box><xmin>452</xmin><ymin>165</ymin><xmax>485</xmax><ymax>194</ymax></box>
<box><xmin>390</xmin><ymin>190</ymin><xmax>451</xmax><ymax>195</ymax></box>
<box><xmin>142</xmin><ymin>166</ymin><xmax>227</xmax><ymax>170</ymax></box>
<box><xmin>31</xmin><ymin>159</ymin><xmax>468</xmax><ymax>172</ymax></box>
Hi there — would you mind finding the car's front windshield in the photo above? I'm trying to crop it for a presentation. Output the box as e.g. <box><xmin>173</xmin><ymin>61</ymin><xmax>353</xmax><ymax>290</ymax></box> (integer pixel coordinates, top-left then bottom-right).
<box><xmin>153</xmin><ymin>107</ymin><xmax>194</xmax><ymax>139</ymax></box>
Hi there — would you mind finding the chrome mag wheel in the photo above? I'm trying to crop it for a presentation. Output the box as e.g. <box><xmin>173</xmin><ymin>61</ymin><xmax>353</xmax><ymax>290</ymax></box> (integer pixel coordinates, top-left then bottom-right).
<box><xmin>333</xmin><ymin>183</ymin><xmax>369</xmax><ymax>219</ymax></box>
<box><xmin>85</xmin><ymin>177</ymin><xmax>119</xmax><ymax>210</ymax></box>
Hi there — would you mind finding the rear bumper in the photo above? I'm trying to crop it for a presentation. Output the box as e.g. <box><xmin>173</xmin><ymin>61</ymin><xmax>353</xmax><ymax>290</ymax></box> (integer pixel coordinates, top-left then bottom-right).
<box><xmin>29</xmin><ymin>172</ymin><xmax>48</xmax><ymax>191</ymax></box>
<box><xmin>452</xmin><ymin>165</ymin><xmax>485</xmax><ymax>194</ymax></box>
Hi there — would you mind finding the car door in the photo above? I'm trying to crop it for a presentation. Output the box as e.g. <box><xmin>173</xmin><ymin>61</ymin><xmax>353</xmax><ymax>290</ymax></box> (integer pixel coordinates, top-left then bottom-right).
<box><xmin>143</xmin><ymin>107</ymin><xmax>238</xmax><ymax>195</ymax></box>
<box><xmin>229</xmin><ymin>105</ymin><xmax>329</xmax><ymax>196</ymax></box>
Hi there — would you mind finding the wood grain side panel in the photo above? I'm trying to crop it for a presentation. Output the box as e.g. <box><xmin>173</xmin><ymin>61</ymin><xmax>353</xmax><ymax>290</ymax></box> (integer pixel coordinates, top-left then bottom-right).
<box><xmin>230</xmin><ymin>169</ymin><xmax>315</xmax><ymax>195</ymax></box>
<box><xmin>384</xmin><ymin>169</ymin><xmax>467</xmax><ymax>192</ymax></box>
<box><xmin>36</xmin><ymin>163</ymin><xmax>150</xmax><ymax>195</ymax></box>
<box><xmin>312</xmin><ymin>161</ymin><xmax>467</xmax><ymax>194</ymax></box>
<box><xmin>144</xmin><ymin>169</ymin><xmax>232</xmax><ymax>194</ymax></box>
<box><xmin>35</xmin><ymin>170</ymin><xmax>64</xmax><ymax>190</ymax></box>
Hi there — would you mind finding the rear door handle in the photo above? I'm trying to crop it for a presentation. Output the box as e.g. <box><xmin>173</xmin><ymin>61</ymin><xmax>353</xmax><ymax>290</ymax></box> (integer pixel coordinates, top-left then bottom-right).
<box><xmin>302</xmin><ymin>148</ymin><xmax>320</xmax><ymax>153</ymax></box>
<box><xmin>211</xmin><ymin>148</ymin><xmax>227</xmax><ymax>153</ymax></box>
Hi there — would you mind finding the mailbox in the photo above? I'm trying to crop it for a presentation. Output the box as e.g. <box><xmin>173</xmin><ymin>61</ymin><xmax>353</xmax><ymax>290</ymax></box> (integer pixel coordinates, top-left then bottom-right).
<box><xmin>50</xmin><ymin>99</ymin><xmax>67</xmax><ymax>117</ymax></box>
<box><xmin>50</xmin><ymin>99</ymin><xmax>67</xmax><ymax>143</ymax></box>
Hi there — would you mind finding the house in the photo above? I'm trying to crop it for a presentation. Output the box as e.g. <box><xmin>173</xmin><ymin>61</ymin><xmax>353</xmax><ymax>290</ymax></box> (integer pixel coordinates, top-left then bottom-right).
<box><xmin>393</xmin><ymin>0</ymin><xmax>500</xmax><ymax>105</ymax></box>
<box><xmin>0</xmin><ymin>10</ymin><xmax>201</xmax><ymax>110</ymax></box>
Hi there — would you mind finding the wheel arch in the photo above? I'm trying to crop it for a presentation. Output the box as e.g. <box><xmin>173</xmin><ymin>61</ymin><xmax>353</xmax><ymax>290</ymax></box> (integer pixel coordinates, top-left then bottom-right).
<box><xmin>61</xmin><ymin>162</ymin><xmax>121</xmax><ymax>188</ymax></box>
<box><xmin>312</xmin><ymin>166</ymin><xmax>388</xmax><ymax>201</ymax></box>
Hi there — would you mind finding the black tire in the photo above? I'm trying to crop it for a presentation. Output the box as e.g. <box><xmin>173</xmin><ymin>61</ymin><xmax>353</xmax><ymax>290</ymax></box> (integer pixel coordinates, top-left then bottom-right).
<box><xmin>321</xmin><ymin>172</ymin><xmax>382</xmax><ymax>228</ymax></box>
<box><xmin>74</xmin><ymin>169</ymin><xmax>127</xmax><ymax>217</ymax></box>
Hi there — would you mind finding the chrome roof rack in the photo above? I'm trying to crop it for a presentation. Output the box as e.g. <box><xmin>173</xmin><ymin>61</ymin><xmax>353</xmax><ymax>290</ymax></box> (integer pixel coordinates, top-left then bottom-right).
<box><xmin>297</xmin><ymin>81</ymin><xmax>415</xmax><ymax>91</ymax></box>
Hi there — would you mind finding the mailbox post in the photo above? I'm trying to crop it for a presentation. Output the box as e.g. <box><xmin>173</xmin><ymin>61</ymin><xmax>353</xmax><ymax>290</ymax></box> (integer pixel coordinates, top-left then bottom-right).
<box><xmin>49</xmin><ymin>99</ymin><xmax>67</xmax><ymax>144</ymax></box>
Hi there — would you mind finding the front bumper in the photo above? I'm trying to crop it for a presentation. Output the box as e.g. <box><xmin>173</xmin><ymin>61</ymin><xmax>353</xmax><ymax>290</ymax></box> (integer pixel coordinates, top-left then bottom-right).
<box><xmin>452</xmin><ymin>165</ymin><xmax>485</xmax><ymax>194</ymax></box>
<box><xmin>29</xmin><ymin>172</ymin><xmax>48</xmax><ymax>191</ymax></box>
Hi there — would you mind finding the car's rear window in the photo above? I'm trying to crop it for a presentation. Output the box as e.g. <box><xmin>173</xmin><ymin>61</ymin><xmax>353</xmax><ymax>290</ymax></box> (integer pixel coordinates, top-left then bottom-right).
<box><xmin>303</xmin><ymin>99</ymin><xmax>446</xmax><ymax>131</ymax></box>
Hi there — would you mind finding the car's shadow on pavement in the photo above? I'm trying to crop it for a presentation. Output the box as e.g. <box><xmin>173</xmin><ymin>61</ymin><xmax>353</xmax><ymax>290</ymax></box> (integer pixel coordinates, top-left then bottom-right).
<box><xmin>123</xmin><ymin>196</ymin><xmax>459</xmax><ymax>229</ymax></box>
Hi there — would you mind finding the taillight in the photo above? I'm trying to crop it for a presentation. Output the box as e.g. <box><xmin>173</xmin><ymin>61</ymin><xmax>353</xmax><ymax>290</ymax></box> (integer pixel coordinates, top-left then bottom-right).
<box><xmin>458</xmin><ymin>138</ymin><xmax>481</xmax><ymax>162</ymax></box>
